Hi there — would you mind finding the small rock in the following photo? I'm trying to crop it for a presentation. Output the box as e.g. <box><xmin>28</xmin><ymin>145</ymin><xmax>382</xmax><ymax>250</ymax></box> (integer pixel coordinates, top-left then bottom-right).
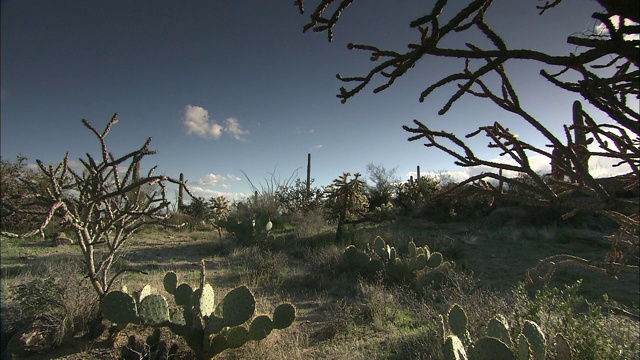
<box><xmin>2</xmin><ymin>318</ymin><xmax>54</xmax><ymax>357</ymax></box>
<box><xmin>53</xmin><ymin>231</ymin><xmax>73</xmax><ymax>246</ymax></box>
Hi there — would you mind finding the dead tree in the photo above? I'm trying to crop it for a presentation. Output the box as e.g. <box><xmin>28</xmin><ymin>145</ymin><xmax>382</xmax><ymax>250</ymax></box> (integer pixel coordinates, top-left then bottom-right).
<box><xmin>296</xmin><ymin>0</ymin><xmax>638</xmax><ymax>281</ymax></box>
<box><xmin>3</xmin><ymin>114</ymin><xmax>193</xmax><ymax>298</ymax></box>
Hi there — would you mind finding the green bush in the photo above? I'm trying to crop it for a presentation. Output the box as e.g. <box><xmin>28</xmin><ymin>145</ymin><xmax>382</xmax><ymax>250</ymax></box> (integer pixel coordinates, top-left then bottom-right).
<box><xmin>513</xmin><ymin>281</ymin><xmax>639</xmax><ymax>360</ymax></box>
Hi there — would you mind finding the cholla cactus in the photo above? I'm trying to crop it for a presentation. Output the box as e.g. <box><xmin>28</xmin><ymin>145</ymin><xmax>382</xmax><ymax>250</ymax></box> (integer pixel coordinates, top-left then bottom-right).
<box><xmin>101</xmin><ymin>260</ymin><xmax>295</xmax><ymax>360</ymax></box>
<box><xmin>208</xmin><ymin>196</ymin><xmax>230</xmax><ymax>238</ymax></box>
<box><xmin>324</xmin><ymin>172</ymin><xmax>369</xmax><ymax>242</ymax></box>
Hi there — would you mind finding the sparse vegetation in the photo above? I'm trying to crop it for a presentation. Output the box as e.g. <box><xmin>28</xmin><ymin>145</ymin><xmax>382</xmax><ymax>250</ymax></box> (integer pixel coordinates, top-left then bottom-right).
<box><xmin>2</xmin><ymin>210</ymin><xmax>638</xmax><ymax>358</ymax></box>
<box><xmin>1</xmin><ymin>2</ymin><xmax>638</xmax><ymax>358</ymax></box>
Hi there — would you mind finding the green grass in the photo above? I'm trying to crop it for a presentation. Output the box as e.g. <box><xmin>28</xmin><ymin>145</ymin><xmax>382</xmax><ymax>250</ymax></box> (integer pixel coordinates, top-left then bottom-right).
<box><xmin>1</xmin><ymin>215</ymin><xmax>638</xmax><ymax>359</ymax></box>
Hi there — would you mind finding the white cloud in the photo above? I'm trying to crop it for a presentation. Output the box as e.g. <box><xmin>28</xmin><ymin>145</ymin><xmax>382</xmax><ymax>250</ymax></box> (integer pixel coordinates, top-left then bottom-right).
<box><xmin>589</xmin><ymin>155</ymin><xmax>634</xmax><ymax>178</ymax></box>
<box><xmin>182</xmin><ymin>105</ymin><xmax>223</xmax><ymax>139</ymax></box>
<box><xmin>310</xmin><ymin>144</ymin><xmax>323</xmax><ymax>151</ymax></box>
<box><xmin>186</xmin><ymin>186</ymin><xmax>249</xmax><ymax>202</ymax></box>
<box><xmin>224</xmin><ymin>117</ymin><xmax>249</xmax><ymax>141</ymax></box>
<box><xmin>296</xmin><ymin>127</ymin><xmax>315</xmax><ymax>134</ymax></box>
<box><xmin>182</xmin><ymin>106</ymin><xmax>249</xmax><ymax>141</ymax></box>
<box><xmin>193</xmin><ymin>173</ymin><xmax>242</xmax><ymax>187</ymax></box>
<box><xmin>407</xmin><ymin>170</ymin><xmax>470</xmax><ymax>184</ymax></box>
<box><xmin>411</xmin><ymin>153</ymin><xmax>632</xmax><ymax>185</ymax></box>
<box><xmin>595</xmin><ymin>15</ymin><xmax>639</xmax><ymax>41</ymax></box>
<box><xmin>193</xmin><ymin>174</ymin><xmax>225</xmax><ymax>186</ymax></box>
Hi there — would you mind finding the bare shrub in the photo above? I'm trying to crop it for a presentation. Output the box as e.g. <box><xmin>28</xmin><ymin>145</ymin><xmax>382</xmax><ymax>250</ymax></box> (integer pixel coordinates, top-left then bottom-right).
<box><xmin>4</xmin><ymin>257</ymin><xmax>99</xmax><ymax>350</ymax></box>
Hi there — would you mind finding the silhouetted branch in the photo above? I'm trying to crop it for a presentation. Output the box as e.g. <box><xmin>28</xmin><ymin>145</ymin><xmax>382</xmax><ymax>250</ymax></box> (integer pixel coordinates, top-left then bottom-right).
<box><xmin>298</xmin><ymin>0</ymin><xmax>639</xmax><ymax>283</ymax></box>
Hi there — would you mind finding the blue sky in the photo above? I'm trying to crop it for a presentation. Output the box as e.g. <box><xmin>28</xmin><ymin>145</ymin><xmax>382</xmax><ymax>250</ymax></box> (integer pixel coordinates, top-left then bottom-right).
<box><xmin>1</xmin><ymin>0</ymin><xmax>630</xmax><ymax>202</ymax></box>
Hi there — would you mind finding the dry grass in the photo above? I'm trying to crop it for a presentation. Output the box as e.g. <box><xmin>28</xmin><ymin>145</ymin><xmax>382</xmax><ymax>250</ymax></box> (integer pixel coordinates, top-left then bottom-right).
<box><xmin>1</xmin><ymin>215</ymin><xmax>638</xmax><ymax>359</ymax></box>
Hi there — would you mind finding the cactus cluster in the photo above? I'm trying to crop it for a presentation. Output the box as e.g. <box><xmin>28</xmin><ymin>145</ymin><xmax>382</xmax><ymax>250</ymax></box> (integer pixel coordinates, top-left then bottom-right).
<box><xmin>439</xmin><ymin>304</ymin><xmax>573</xmax><ymax>360</ymax></box>
<box><xmin>343</xmin><ymin>237</ymin><xmax>452</xmax><ymax>286</ymax></box>
<box><xmin>101</xmin><ymin>260</ymin><xmax>295</xmax><ymax>360</ymax></box>
<box><xmin>218</xmin><ymin>213</ymin><xmax>275</xmax><ymax>246</ymax></box>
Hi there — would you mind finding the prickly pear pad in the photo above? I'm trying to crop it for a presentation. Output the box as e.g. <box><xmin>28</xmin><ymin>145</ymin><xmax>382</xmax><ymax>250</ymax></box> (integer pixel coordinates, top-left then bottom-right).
<box><xmin>426</xmin><ymin>252</ymin><xmax>443</xmax><ymax>268</ymax></box>
<box><xmin>249</xmin><ymin>315</ymin><xmax>273</xmax><ymax>340</ymax></box>
<box><xmin>163</xmin><ymin>271</ymin><xmax>178</xmax><ymax>294</ymax></box>
<box><xmin>443</xmin><ymin>335</ymin><xmax>467</xmax><ymax>360</ymax></box>
<box><xmin>448</xmin><ymin>304</ymin><xmax>468</xmax><ymax>338</ymax></box>
<box><xmin>523</xmin><ymin>320</ymin><xmax>546</xmax><ymax>360</ymax></box>
<box><xmin>174</xmin><ymin>283</ymin><xmax>193</xmax><ymax>306</ymax></box>
<box><xmin>469</xmin><ymin>337</ymin><xmax>515</xmax><ymax>360</ymax></box>
<box><xmin>487</xmin><ymin>316</ymin><xmax>511</xmax><ymax>346</ymax></box>
<box><xmin>219</xmin><ymin>286</ymin><xmax>255</xmax><ymax>327</ymax></box>
<box><xmin>101</xmin><ymin>290</ymin><xmax>138</xmax><ymax>325</ymax></box>
<box><xmin>272</xmin><ymin>303</ymin><xmax>296</xmax><ymax>329</ymax></box>
<box><xmin>226</xmin><ymin>326</ymin><xmax>249</xmax><ymax>348</ymax></box>
<box><xmin>139</xmin><ymin>294</ymin><xmax>170</xmax><ymax>326</ymax></box>
<box><xmin>554</xmin><ymin>333</ymin><xmax>573</xmax><ymax>360</ymax></box>
<box><xmin>517</xmin><ymin>334</ymin><xmax>531</xmax><ymax>360</ymax></box>
<box><xmin>137</xmin><ymin>284</ymin><xmax>152</xmax><ymax>303</ymax></box>
<box><xmin>199</xmin><ymin>283</ymin><xmax>215</xmax><ymax>318</ymax></box>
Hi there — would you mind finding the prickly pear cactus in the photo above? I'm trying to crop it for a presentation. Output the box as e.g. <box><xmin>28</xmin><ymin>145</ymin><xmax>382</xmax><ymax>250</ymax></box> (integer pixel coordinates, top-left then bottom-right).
<box><xmin>101</xmin><ymin>290</ymin><xmax>139</xmax><ymax>326</ymax></box>
<box><xmin>554</xmin><ymin>333</ymin><xmax>572</xmax><ymax>360</ymax></box>
<box><xmin>138</xmin><ymin>294</ymin><xmax>170</xmax><ymax>326</ymax></box>
<box><xmin>438</xmin><ymin>304</ymin><xmax>569</xmax><ymax>360</ymax></box>
<box><xmin>101</xmin><ymin>260</ymin><xmax>296</xmax><ymax>360</ymax></box>
<box><xmin>522</xmin><ymin>320</ymin><xmax>546</xmax><ymax>360</ymax></box>
<box><xmin>272</xmin><ymin>303</ymin><xmax>296</xmax><ymax>329</ymax></box>
<box><xmin>248</xmin><ymin>315</ymin><xmax>273</xmax><ymax>341</ymax></box>
<box><xmin>216</xmin><ymin>286</ymin><xmax>255</xmax><ymax>327</ymax></box>
<box><xmin>487</xmin><ymin>315</ymin><xmax>511</xmax><ymax>346</ymax></box>
<box><xmin>448</xmin><ymin>304</ymin><xmax>472</xmax><ymax>346</ymax></box>
<box><xmin>469</xmin><ymin>337</ymin><xmax>515</xmax><ymax>360</ymax></box>
<box><xmin>219</xmin><ymin>212</ymin><xmax>273</xmax><ymax>246</ymax></box>
<box><xmin>443</xmin><ymin>335</ymin><xmax>467</xmax><ymax>360</ymax></box>
<box><xmin>342</xmin><ymin>236</ymin><xmax>452</xmax><ymax>288</ymax></box>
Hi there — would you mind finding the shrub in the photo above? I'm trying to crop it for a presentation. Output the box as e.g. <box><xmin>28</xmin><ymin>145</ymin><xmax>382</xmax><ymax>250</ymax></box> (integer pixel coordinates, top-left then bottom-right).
<box><xmin>276</xmin><ymin>178</ymin><xmax>324</xmax><ymax>214</ymax></box>
<box><xmin>0</xmin><ymin>155</ymin><xmax>61</xmax><ymax>236</ymax></box>
<box><xmin>364</xmin><ymin>163</ymin><xmax>400</xmax><ymax>211</ymax></box>
<box><xmin>513</xmin><ymin>281</ymin><xmax>640</xmax><ymax>360</ymax></box>
<box><xmin>4</xmin><ymin>258</ymin><xmax>99</xmax><ymax>352</ymax></box>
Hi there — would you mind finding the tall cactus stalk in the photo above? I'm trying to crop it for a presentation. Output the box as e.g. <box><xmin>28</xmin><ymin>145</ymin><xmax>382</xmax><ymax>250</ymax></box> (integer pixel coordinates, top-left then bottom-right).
<box><xmin>178</xmin><ymin>172</ymin><xmax>185</xmax><ymax>212</ymax></box>
<box><xmin>417</xmin><ymin>165</ymin><xmax>421</xmax><ymax>180</ymax></box>
<box><xmin>572</xmin><ymin>100</ymin><xmax>590</xmax><ymax>180</ymax></box>
<box><xmin>306</xmin><ymin>153</ymin><xmax>312</xmax><ymax>202</ymax></box>
<box><xmin>551</xmin><ymin>147</ymin><xmax>565</xmax><ymax>182</ymax></box>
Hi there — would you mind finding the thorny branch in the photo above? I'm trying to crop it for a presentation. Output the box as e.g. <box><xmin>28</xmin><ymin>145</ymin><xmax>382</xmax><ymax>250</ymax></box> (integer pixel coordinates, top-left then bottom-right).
<box><xmin>3</xmin><ymin>115</ymin><xmax>195</xmax><ymax>298</ymax></box>
<box><xmin>297</xmin><ymin>0</ymin><xmax>639</xmax><ymax>282</ymax></box>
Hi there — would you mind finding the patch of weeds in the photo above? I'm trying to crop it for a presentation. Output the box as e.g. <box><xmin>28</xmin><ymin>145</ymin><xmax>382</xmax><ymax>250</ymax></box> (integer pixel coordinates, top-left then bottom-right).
<box><xmin>241</xmin><ymin>249</ymin><xmax>289</xmax><ymax>292</ymax></box>
<box><xmin>381</xmin><ymin>325</ymin><xmax>437</xmax><ymax>360</ymax></box>
<box><xmin>513</xmin><ymin>280</ymin><xmax>639</xmax><ymax>360</ymax></box>
<box><xmin>3</xmin><ymin>258</ymin><xmax>99</xmax><ymax>353</ymax></box>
